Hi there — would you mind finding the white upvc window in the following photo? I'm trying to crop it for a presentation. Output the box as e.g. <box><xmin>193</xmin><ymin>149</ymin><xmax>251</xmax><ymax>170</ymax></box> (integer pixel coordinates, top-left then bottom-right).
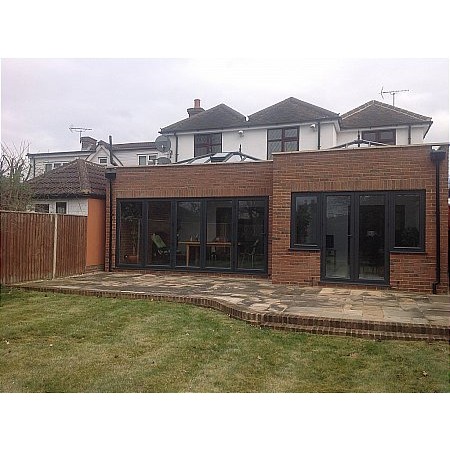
<box><xmin>98</xmin><ymin>157</ymin><xmax>108</xmax><ymax>165</ymax></box>
<box><xmin>138</xmin><ymin>154</ymin><xmax>158</xmax><ymax>166</ymax></box>
<box><xmin>44</xmin><ymin>162</ymin><xmax>67</xmax><ymax>172</ymax></box>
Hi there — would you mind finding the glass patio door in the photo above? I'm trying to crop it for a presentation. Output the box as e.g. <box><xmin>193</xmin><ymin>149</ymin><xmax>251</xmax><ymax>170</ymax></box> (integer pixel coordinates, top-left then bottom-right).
<box><xmin>324</xmin><ymin>195</ymin><xmax>352</xmax><ymax>279</ymax></box>
<box><xmin>322</xmin><ymin>193</ymin><xmax>388</xmax><ymax>283</ymax></box>
<box><xmin>358</xmin><ymin>194</ymin><xmax>386</xmax><ymax>281</ymax></box>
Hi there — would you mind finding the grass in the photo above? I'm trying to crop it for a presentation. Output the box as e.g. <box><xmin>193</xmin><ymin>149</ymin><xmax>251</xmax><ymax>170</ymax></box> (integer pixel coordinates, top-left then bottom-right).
<box><xmin>0</xmin><ymin>287</ymin><xmax>448</xmax><ymax>393</ymax></box>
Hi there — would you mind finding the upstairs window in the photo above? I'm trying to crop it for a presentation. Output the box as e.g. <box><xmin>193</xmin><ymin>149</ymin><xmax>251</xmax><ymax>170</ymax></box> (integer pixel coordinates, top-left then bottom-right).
<box><xmin>362</xmin><ymin>129</ymin><xmax>396</xmax><ymax>145</ymax></box>
<box><xmin>267</xmin><ymin>127</ymin><xmax>299</xmax><ymax>159</ymax></box>
<box><xmin>138</xmin><ymin>154</ymin><xmax>158</xmax><ymax>166</ymax></box>
<box><xmin>44</xmin><ymin>162</ymin><xmax>66</xmax><ymax>172</ymax></box>
<box><xmin>98</xmin><ymin>157</ymin><xmax>108</xmax><ymax>165</ymax></box>
<box><xmin>194</xmin><ymin>133</ymin><xmax>222</xmax><ymax>157</ymax></box>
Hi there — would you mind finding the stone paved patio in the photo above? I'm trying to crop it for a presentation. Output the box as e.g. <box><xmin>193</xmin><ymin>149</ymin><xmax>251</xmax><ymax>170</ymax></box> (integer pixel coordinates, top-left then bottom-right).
<box><xmin>13</xmin><ymin>272</ymin><xmax>450</xmax><ymax>340</ymax></box>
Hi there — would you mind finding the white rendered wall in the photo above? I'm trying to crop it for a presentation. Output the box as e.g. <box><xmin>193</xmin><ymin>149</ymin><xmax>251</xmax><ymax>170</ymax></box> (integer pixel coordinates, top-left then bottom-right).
<box><xmin>30</xmin><ymin>197</ymin><xmax>89</xmax><ymax>216</ymax></box>
<box><xmin>32</xmin><ymin>156</ymin><xmax>74</xmax><ymax>177</ymax></box>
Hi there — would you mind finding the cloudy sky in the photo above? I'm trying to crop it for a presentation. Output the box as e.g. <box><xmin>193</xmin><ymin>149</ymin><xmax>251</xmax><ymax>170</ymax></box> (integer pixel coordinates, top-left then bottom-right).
<box><xmin>1</xmin><ymin>58</ymin><xmax>448</xmax><ymax>153</ymax></box>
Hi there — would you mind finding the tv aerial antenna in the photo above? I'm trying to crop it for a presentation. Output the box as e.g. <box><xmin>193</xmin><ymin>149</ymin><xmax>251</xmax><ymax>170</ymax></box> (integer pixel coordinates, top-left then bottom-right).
<box><xmin>380</xmin><ymin>87</ymin><xmax>409</xmax><ymax>106</ymax></box>
<box><xmin>69</xmin><ymin>125</ymin><xmax>93</xmax><ymax>141</ymax></box>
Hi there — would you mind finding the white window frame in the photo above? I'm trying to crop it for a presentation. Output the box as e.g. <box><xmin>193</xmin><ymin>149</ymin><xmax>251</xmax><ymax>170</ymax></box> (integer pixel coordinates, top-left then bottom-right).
<box><xmin>98</xmin><ymin>157</ymin><xmax>108</xmax><ymax>165</ymax></box>
<box><xmin>44</xmin><ymin>161</ymin><xmax>67</xmax><ymax>172</ymax></box>
<box><xmin>138</xmin><ymin>154</ymin><xmax>158</xmax><ymax>166</ymax></box>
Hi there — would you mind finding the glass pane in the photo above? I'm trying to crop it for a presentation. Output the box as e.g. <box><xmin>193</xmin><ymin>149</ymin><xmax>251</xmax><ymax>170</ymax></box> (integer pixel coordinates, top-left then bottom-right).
<box><xmin>138</xmin><ymin>155</ymin><xmax>147</xmax><ymax>165</ymax></box>
<box><xmin>284</xmin><ymin>140</ymin><xmax>298</xmax><ymax>151</ymax></box>
<box><xmin>284</xmin><ymin>128</ymin><xmax>298</xmax><ymax>138</ymax></box>
<box><xmin>268</xmin><ymin>129</ymin><xmax>282</xmax><ymax>140</ymax></box>
<box><xmin>267</xmin><ymin>141</ymin><xmax>282</xmax><ymax>159</ymax></box>
<box><xmin>176</xmin><ymin>201</ymin><xmax>201</xmax><ymax>267</ymax></box>
<box><xmin>211</xmin><ymin>145</ymin><xmax>222</xmax><ymax>153</ymax></box>
<box><xmin>119</xmin><ymin>202</ymin><xmax>143</xmax><ymax>264</ymax></box>
<box><xmin>294</xmin><ymin>196</ymin><xmax>318</xmax><ymax>245</ymax></box>
<box><xmin>35</xmin><ymin>204</ymin><xmax>49</xmax><ymax>213</ymax></box>
<box><xmin>210</xmin><ymin>133</ymin><xmax>222</xmax><ymax>144</ymax></box>
<box><xmin>194</xmin><ymin>146</ymin><xmax>209</xmax><ymax>157</ymax></box>
<box><xmin>358</xmin><ymin>195</ymin><xmax>385</xmax><ymax>281</ymax></box>
<box><xmin>206</xmin><ymin>200</ymin><xmax>232</xmax><ymax>268</ymax></box>
<box><xmin>362</xmin><ymin>131</ymin><xmax>376</xmax><ymax>142</ymax></box>
<box><xmin>56</xmin><ymin>202</ymin><xmax>67</xmax><ymax>214</ymax></box>
<box><xmin>148</xmin><ymin>201</ymin><xmax>171</xmax><ymax>266</ymax></box>
<box><xmin>325</xmin><ymin>196</ymin><xmax>351</xmax><ymax>279</ymax></box>
<box><xmin>194</xmin><ymin>135</ymin><xmax>208</xmax><ymax>145</ymax></box>
<box><xmin>380</xmin><ymin>130</ymin><xmax>395</xmax><ymax>143</ymax></box>
<box><xmin>395</xmin><ymin>194</ymin><xmax>420</xmax><ymax>247</ymax></box>
<box><xmin>237</xmin><ymin>200</ymin><xmax>265</xmax><ymax>270</ymax></box>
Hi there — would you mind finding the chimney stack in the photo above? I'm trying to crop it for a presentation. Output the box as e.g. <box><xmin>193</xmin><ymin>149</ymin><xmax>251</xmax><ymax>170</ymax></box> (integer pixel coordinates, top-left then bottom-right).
<box><xmin>187</xmin><ymin>98</ymin><xmax>205</xmax><ymax>117</ymax></box>
<box><xmin>80</xmin><ymin>136</ymin><xmax>97</xmax><ymax>150</ymax></box>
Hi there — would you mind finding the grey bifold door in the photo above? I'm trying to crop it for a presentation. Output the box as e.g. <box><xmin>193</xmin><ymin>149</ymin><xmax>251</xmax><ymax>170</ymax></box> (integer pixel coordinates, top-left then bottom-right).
<box><xmin>323</xmin><ymin>193</ymin><xmax>387</xmax><ymax>283</ymax></box>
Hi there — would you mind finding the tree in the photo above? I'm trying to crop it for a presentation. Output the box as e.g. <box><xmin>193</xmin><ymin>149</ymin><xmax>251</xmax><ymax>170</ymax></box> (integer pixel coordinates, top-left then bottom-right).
<box><xmin>0</xmin><ymin>142</ymin><xmax>33</xmax><ymax>211</ymax></box>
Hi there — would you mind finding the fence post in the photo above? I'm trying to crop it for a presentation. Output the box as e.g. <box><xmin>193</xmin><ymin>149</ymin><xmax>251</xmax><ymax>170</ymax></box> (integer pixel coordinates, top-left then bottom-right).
<box><xmin>52</xmin><ymin>213</ymin><xmax>58</xmax><ymax>279</ymax></box>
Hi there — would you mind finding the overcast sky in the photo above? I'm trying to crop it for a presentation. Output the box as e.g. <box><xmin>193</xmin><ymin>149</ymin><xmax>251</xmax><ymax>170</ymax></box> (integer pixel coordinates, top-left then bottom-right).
<box><xmin>1</xmin><ymin>58</ymin><xmax>448</xmax><ymax>153</ymax></box>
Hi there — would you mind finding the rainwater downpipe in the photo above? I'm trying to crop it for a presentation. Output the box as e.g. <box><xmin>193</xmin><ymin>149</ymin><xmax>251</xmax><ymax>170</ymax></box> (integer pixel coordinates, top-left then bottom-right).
<box><xmin>317</xmin><ymin>121</ymin><xmax>321</xmax><ymax>150</ymax></box>
<box><xmin>175</xmin><ymin>133</ymin><xmax>179</xmax><ymax>162</ymax></box>
<box><xmin>430</xmin><ymin>148</ymin><xmax>446</xmax><ymax>294</ymax></box>
<box><xmin>105</xmin><ymin>136</ymin><xmax>117</xmax><ymax>272</ymax></box>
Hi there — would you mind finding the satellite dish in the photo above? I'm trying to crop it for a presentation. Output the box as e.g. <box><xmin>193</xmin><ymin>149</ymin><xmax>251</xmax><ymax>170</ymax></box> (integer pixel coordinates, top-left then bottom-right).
<box><xmin>155</xmin><ymin>135</ymin><xmax>171</xmax><ymax>153</ymax></box>
<box><xmin>156</xmin><ymin>156</ymin><xmax>171</xmax><ymax>165</ymax></box>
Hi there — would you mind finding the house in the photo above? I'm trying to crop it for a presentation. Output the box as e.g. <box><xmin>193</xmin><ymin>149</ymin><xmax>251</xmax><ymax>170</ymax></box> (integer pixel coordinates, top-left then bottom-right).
<box><xmin>159</xmin><ymin>98</ymin><xmax>433</xmax><ymax>161</ymax></box>
<box><xmin>27</xmin><ymin>137</ymin><xmax>166</xmax><ymax>178</ymax></box>
<box><xmin>27</xmin><ymin>159</ymin><xmax>106</xmax><ymax>271</ymax></box>
<box><xmin>104</xmin><ymin>143</ymin><xmax>448</xmax><ymax>294</ymax></box>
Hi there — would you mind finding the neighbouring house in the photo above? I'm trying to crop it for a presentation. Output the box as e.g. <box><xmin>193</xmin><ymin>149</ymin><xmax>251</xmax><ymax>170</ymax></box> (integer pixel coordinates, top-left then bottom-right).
<box><xmin>104</xmin><ymin>143</ymin><xmax>448</xmax><ymax>294</ymax></box>
<box><xmin>27</xmin><ymin>97</ymin><xmax>433</xmax><ymax>173</ymax></box>
<box><xmin>27</xmin><ymin>137</ymin><xmax>166</xmax><ymax>178</ymax></box>
<box><xmin>27</xmin><ymin>159</ymin><xmax>106</xmax><ymax>271</ymax></box>
<box><xmin>159</xmin><ymin>98</ymin><xmax>433</xmax><ymax>161</ymax></box>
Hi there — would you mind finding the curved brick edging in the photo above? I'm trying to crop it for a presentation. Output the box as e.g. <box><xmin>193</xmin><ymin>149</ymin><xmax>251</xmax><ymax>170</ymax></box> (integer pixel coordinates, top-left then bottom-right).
<box><xmin>11</xmin><ymin>285</ymin><xmax>450</xmax><ymax>342</ymax></box>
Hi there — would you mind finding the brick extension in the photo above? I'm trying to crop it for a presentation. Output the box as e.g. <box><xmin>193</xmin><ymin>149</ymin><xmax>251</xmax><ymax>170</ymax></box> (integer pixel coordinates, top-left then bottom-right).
<box><xmin>105</xmin><ymin>144</ymin><xmax>449</xmax><ymax>294</ymax></box>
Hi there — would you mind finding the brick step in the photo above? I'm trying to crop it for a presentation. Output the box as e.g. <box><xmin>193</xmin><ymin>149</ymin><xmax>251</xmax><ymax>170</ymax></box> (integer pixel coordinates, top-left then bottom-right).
<box><xmin>13</xmin><ymin>285</ymin><xmax>449</xmax><ymax>342</ymax></box>
<box><xmin>260</xmin><ymin>312</ymin><xmax>449</xmax><ymax>338</ymax></box>
<box><xmin>260</xmin><ymin>319</ymin><xmax>449</xmax><ymax>341</ymax></box>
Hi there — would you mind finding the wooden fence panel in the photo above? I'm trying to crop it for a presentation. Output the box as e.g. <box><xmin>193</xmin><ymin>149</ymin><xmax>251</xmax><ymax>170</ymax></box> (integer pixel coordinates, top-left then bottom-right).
<box><xmin>55</xmin><ymin>214</ymin><xmax>87</xmax><ymax>278</ymax></box>
<box><xmin>0</xmin><ymin>211</ymin><xmax>87</xmax><ymax>284</ymax></box>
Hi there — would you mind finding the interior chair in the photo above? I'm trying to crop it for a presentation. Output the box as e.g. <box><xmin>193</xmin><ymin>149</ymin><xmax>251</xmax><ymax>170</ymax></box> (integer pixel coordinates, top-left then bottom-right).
<box><xmin>152</xmin><ymin>233</ymin><xmax>170</xmax><ymax>257</ymax></box>
<box><xmin>240</xmin><ymin>239</ymin><xmax>259</xmax><ymax>268</ymax></box>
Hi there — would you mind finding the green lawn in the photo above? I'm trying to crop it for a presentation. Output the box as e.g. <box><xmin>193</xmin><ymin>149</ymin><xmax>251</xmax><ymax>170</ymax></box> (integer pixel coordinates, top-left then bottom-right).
<box><xmin>0</xmin><ymin>288</ymin><xmax>448</xmax><ymax>393</ymax></box>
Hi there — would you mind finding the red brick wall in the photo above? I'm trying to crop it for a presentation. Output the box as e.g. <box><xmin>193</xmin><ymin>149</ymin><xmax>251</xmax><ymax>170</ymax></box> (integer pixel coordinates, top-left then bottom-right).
<box><xmin>271</xmin><ymin>145</ymin><xmax>448</xmax><ymax>293</ymax></box>
<box><xmin>105</xmin><ymin>145</ymin><xmax>448</xmax><ymax>294</ymax></box>
<box><xmin>105</xmin><ymin>161</ymin><xmax>273</xmax><ymax>272</ymax></box>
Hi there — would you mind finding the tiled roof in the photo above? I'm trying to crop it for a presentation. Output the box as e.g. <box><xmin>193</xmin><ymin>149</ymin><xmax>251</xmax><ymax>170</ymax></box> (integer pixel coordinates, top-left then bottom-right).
<box><xmin>247</xmin><ymin>97</ymin><xmax>339</xmax><ymax>126</ymax></box>
<box><xmin>340</xmin><ymin>100</ymin><xmax>432</xmax><ymax>129</ymax></box>
<box><xmin>160</xmin><ymin>104</ymin><xmax>247</xmax><ymax>133</ymax></box>
<box><xmin>28</xmin><ymin>159</ymin><xmax>106</xmax><ymax>198</ymax></box>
